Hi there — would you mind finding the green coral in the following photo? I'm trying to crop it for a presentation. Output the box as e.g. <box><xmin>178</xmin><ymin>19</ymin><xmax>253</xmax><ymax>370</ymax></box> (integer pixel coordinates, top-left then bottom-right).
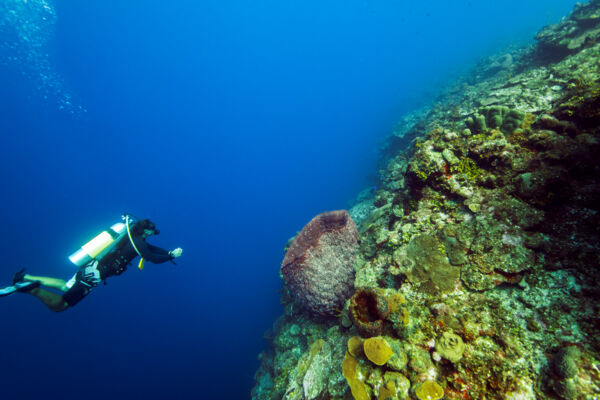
<box><xmin>450</xmin><ymin>157</ymin><xmax>484</xmax><ymax>182</ymax></box>
<box><xmin>435</xmin><ymin>331</ymin><xmax>466</xmax><ymax>363</ymax></box>
<box><xmin>403</xmin><ymin>234</ymin><xmax>460</xmax><ymax>294</ymax></box>
<box><xmin>466</xmin><ymin>106</ymin><xmax>525</xmax><ymax>134</ymax></box>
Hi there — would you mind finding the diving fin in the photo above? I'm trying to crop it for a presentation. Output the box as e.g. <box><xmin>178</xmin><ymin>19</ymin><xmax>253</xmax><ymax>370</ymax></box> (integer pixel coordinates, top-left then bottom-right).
<box><xmin>0</xmin><ymin>286</ymin><xmax>17</xmax><ymax>297</ymax></box>
<box><xmin>0</xmin><ymin>281</ymin><xmax>41</xmax><ymax>297</ymax></box>
<box><xmin>12</xmin><ymin>268</ymin><xmax>26</xmax><ymax>284</ymax></box>
<box><xmin>16</xmin><ymin>280</ymin><xmax>40</xmax><ymax>292</ymax></box>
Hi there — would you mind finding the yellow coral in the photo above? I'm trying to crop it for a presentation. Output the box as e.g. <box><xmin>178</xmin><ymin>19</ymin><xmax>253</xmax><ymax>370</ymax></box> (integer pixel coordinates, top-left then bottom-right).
<box><xmin>342</xmin><ymin>352</ymin><xmax>370</xmax><ymax>400</ymax></box>
<box><xmin>309</xmin><ymin>339</ymin><xmax>325</xmax><ymax>357</ymax></box>
<box><xmin>387</xmin><ymin>292</ymin><xmax>406</xmax><ymax>313</ymax></box>
<box><xmin>401</xmin><ymin>307</ymin><xmax>409</xmax><ymax>325</ymax></box>
<box><xmin>415</xmin><ymin>380</ymin><xmax>444</xmax><ymax>400</ymax></box>
<box><xmin>363</xmin><ymin>336</ymin><xmax>394</xmax><ymax>366</ymax></box>
<box><xmin>521</xmin><ymin>113</ymin><xmax>536</xmax><ymax>130</ymax></box>
<box><xmin>348</xmin><ymin>336</ymin><xmax>364</xmax><ymax>358</ymax></box>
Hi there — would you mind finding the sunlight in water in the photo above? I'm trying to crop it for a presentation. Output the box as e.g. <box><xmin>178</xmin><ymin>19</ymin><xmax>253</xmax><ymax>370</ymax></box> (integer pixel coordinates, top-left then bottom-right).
<box><xmin>0</xmin><ymin>0</ymin><xmax>85</xmax><ymax>114</ymax></box>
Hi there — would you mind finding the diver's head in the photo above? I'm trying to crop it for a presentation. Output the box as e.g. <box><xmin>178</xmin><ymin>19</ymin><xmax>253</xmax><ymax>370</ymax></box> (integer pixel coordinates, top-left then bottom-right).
<box><xmin>133</xmin><ymin>219</ymin><xmax>160</xmax><ymax>237</ymax></box>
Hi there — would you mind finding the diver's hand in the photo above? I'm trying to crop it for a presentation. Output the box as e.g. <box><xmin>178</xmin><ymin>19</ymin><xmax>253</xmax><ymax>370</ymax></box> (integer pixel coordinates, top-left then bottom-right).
<box><xmin>169</xmin><ymin>248</ymin><xmax>183</xmax><ymax>258</ymax></box>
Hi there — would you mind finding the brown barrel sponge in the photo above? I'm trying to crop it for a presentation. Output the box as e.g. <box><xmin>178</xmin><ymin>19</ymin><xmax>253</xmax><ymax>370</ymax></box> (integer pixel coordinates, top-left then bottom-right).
<box><xmin>281</xmin><ymin>210</ymin><xmax>359</xmax><ymax>317</ymax></box>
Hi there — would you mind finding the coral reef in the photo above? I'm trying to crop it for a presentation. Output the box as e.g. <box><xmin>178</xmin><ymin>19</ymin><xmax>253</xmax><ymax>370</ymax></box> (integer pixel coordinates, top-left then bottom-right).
<box><xmin>281</xmin><ymin>210</ymin><xmax>359</xmax><ymax>317</ymax></box>
<box><xmin>253</xmin><ymin>2</ymin><xmax>600</xmax><ymax>400</ymax></box>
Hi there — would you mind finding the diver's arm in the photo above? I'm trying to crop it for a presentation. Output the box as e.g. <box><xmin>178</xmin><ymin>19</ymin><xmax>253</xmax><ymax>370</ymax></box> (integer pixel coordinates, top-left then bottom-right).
<box><xmin>148</xmin><ymin>244</ymin><xmax>182</xmax><ymax>258</ymax></box>
<box><xmin>147</xmin><ymin>243</ymin><xmax>170</xmax><ymax>256</ymax></box>
<box><xmin>134</xmin><ymin>238</ymin><xmax>173</xmax><ymax>263</ymax></box>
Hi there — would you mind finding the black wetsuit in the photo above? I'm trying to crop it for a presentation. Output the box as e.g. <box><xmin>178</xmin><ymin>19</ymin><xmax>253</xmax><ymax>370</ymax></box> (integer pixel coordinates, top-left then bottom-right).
<box><xmin>97</xmin><ymin>234</ymin><xmax>173</xmax><ymax>279</ymax></box>
<box><xmin>63</xmin><ymin>234</ymin><xmax>173</xmax><ymax>306</ymax></box>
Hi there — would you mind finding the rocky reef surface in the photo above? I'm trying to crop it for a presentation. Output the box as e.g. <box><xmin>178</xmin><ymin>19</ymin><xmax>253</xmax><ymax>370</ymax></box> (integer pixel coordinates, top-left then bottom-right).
<box><xmin>252</xmin><ymin>2</ymin><xmax>600</xmax><ymax>399</ymax></box>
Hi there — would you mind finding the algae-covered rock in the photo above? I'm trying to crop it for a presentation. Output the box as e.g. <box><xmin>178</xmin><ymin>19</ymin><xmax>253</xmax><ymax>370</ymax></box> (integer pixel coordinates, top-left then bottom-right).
<box><xmin>553</xmin><ymin>346</ymin><xmax>580</xmax><ymax>379</ymax></box>
<box><xmin>536</xmin><ymin>0</ymin><xmax>600</xmax><ymax>60</ymax></box>
<box><xmin>382</xmin><ymin>371</ymin><xmax>410</xmax><ymax>400</ymax></box>
<box><xmin>460</xmin><ymin>213</ymin><xmax>535</xmax><ymax>290</ymax></box>
<box><xmin>385</xmin><ymin>338</ymin><xmax>408</xmax><ymax>371</ymax></box>
<box><xmin>301</xmin><ymin>339</ymin><xmax>332</xmax><ymax>400</ymax></box>
<box><xmin>443</xmin><ymin>235</ymin><xmax>467</xmax><ymax>265</ymax></box>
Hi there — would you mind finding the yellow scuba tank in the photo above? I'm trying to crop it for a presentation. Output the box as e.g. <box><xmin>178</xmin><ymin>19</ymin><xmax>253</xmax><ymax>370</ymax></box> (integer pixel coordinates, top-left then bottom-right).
<box><xmin>69</xmin><ymin>222</ymin><xmax>127</xmax><ymax>267</ymax></box>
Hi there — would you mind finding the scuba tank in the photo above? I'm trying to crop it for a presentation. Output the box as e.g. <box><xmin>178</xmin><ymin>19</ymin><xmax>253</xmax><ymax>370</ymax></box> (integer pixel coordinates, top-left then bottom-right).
<box><xmin>68</xmin><ymin>218</ymin><xmax>132</xmax><ymax>267</ymax></box>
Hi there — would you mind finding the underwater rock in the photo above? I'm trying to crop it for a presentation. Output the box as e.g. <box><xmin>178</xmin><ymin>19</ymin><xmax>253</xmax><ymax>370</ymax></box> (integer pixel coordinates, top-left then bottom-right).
<box><xmin>301</xmin><ymin>340</ymin><xmax>332</xmax><ymax>400</ymax></box>
<box><xmin>536</xmin><ymin>0</ymin><xmax>600</xmax><ymax>61</ymax></box>
<box><xmin>380</xmin><ymin>371</ymin><xmax>410</xmax><ymax>400</ymax></box>
<box><xmin>553</xmin><ymin>346</ymin><xmax>580</xmax><ymax>380</ymax></box>
<box><xmin>281</xmin><ymin>210</ymin><xmax>359</xmax><ymax>317</ymax></box>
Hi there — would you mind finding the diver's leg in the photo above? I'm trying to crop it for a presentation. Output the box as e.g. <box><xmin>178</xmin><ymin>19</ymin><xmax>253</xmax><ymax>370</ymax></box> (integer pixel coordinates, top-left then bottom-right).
<box><xmin>23</xmin><ymin>274</ymin><xmax>68</xmax><ymax>291</ymax></box>
<box><xmin>24</xmin><ymin>287</ymin><xmax>69</xmax><ymax>312</ymax></box>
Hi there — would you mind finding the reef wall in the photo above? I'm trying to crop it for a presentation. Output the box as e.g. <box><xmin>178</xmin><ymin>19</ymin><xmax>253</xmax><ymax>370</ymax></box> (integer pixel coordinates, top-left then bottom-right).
<box><xmin>253</xmin><ymin>1</ymin><xmax>600</xmax><ymax>399</ymax></box>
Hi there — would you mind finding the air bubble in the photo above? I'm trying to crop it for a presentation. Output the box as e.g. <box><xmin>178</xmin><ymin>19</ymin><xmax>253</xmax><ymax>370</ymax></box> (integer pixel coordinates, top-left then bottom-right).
<box><xmin>1</xmin><ymin>0</ymin><xmax>86</xmax><ymax>115</ymax></box>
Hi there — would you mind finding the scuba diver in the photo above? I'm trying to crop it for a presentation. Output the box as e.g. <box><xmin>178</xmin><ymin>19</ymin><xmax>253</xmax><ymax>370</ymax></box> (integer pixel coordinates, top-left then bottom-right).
<box><xmin>0</xmin><ymin>214</ymin><xmax>183</xmax><ymax>312</ymax></box>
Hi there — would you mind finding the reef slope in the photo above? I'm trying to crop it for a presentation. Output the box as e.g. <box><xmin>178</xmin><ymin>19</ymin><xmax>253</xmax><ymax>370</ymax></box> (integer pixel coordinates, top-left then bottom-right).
<box><xmin>253</xmin><ymin>2</ymin><xmax>600</xmax><ymax>399</ymax></box>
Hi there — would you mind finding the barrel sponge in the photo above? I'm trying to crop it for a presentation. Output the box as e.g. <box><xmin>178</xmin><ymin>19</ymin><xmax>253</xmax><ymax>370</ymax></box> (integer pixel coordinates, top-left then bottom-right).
<box><xmin>363</xmin><ymin>337</ymin><xmax>394</xmax><ymax>366</ymax></box>
<box><xmin>435</xmin><ymin>331</ymin><xmax>465</xmax><ymax>363</ymax></box>
<box><xmin>281</xmin><ymin>210</ymin><xmax>359</xmax><ymax>317</ymax></box>
<box><xmin>349</xmin><ymin>287</ymin><xmax>390</xmax><ymax>337</ymax></box>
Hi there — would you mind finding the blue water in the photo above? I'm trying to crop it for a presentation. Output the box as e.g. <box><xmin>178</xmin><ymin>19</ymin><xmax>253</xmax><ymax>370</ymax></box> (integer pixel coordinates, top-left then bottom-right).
<box><xmin>0</xmin><ymin>1</ymin><xmax>578</xmax><ymax>398</ymax></box>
